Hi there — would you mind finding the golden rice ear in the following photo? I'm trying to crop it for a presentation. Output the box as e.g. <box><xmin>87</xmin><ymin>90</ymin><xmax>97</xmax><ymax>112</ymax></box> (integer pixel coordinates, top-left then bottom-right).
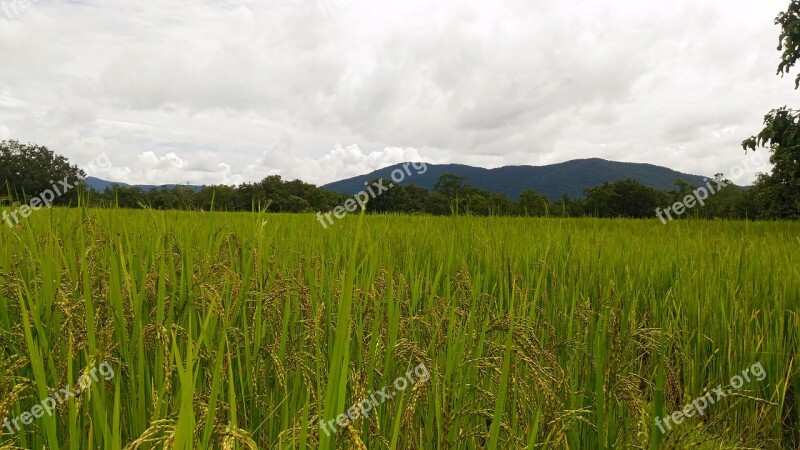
<box><xmin>344</xmin><ymin>423</ymin><xmax>368</xmax><ymax>450</ymax></box>
<box><xmin>219</xmin><ymin>425</ymin><xmax>259</xmax><ymax>450</ymax></box>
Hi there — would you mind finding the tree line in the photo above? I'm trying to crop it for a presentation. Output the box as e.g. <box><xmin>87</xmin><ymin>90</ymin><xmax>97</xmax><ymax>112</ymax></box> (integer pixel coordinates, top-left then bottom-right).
<box><xmin>0</xmin><ymin>139</ymin><xmax>784</xmax><ymax>220</ymax></box>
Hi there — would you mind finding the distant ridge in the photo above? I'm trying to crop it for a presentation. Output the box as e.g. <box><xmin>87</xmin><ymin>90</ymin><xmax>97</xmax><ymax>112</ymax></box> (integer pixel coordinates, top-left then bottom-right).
<box><xmin>322</xmin><ymin>158</ymin><xmax>711</xmax><ymax>200</ymax></box>
<box><xmin>84</xmin><ymin>177</ymin><xmax>202</xmax><ymax>193</ymax></box>
<box><xmin>84</xmin><ymin>158</ymin><xmax>712</xmax><ymax>200</ymax></box>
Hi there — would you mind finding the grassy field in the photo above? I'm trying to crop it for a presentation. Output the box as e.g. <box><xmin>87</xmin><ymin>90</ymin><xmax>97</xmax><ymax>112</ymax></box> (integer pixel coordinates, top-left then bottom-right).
<box><xmin>0</xmin><ymin>209</ymin><xmax>798</xmax><ymax>449</ymax></box>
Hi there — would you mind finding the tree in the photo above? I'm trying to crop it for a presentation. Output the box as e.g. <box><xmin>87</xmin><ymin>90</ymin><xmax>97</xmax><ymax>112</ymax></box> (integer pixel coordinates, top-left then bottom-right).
<box><xmin>703</xmin><ymin>182</ymin><xmax>754</xmax><ymax>219</ymax></box>
<box><xmin>488</xmin><ymin>193</ymin><xmax>513</xmax><ymax>216</ymax></box>
<box><xmin>742</xmin><ymin>1</ymin><xmax>800</xmax><ymax>218</ymax></box>
<box><xmin>366</xmin><ymin>181</ymin><xmax>422</xmax><ymax>214</ymax></box>
<box><xmin>549</xmin><ymin>194</ymin><xmax>584</xmax><ymax>218</ymax></box>
<box><xmin>465</xmin><ymin>193</ymin><xmax>491</xmax><ymax>215</ymax></box>
<box><xmin>517</xmin><ymin>189</ymin><xmax>548</xmax><ymax>216</ymax></box>
<box><xmin>196</xmin><ymin>185</ymin><xmax>239</xmax><ymax>211</ymax></box>
<box><xmin>100</xmin><ymin>186</ymin><xmax>146</xmax><ymax>208</ymax></box>
<box><xmin>423</xmin><ymin>192</ymin><xmax>450</xmax><ymax>215</ymax></box>
<box><xmin>748</xmin><ymin>170</ymin><xmax>798</xmax><ymax>218</ymax></box>
<box><xmin>583</xmin><ymin>182</ymin><xmax>615</xmax><ymax>217</ymax></box>
<box><xmin>672</xmin><ymin>179</ymin><xmax>697</xmax><ymax>202</ymax></box>
<box><xmin>0</xmin><ymin>140</ymin><xmax>85</xmax><ymax>204</ymax></box>
<box><xmin>583</xmin><ymin>179</ymin><xmax>669</xmax><ymax>218</ymax></box>
<box><xmin>433</xmin><ymin>174</ymin><xmax>468</xmax><ymax>199</ymax></box>
<box><xmin>607</xmin><ymin>179</ymin><xmax>668</xmax><ymax>218</ymax></box>
<box><xmin>776</xmin><ymin>2</ymin><xmax>800</xmax><ymax>89</ymax></box>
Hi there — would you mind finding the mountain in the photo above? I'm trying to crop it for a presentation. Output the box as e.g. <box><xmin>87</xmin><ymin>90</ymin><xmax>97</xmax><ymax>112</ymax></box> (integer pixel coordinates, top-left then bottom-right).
<box><xmin>83</xmin><ymin>177</ymin><xmax>129</xmax><ymax>191</ymax></box>
<box><xmin>322</xmin><ymin>158</ymin><xmax>711</xmax><ymax>200</ymax></box>
<box><xmin>84</xmin><ymin>158</ymin><xmax>713</xmax><ymax>200</ymax></box>
<box><xmin>84</xmin><ymin>177</ymin><xmax>202</xmax><ymax>193</ymax></box>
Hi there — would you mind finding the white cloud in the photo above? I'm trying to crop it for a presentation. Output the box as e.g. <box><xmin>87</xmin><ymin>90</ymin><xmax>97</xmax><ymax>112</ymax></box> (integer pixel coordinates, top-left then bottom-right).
<box><xmin>0</xmin><ymin>0</ymin><xmax>790</xmax><ymax>186</ymax></box>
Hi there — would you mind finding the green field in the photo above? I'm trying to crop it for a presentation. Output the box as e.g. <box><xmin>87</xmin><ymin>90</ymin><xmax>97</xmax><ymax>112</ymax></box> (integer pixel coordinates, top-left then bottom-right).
<box><xmin>0</xmin><ymin>209</ymin><xmax>798</xmax><ymax>449</ymax></box>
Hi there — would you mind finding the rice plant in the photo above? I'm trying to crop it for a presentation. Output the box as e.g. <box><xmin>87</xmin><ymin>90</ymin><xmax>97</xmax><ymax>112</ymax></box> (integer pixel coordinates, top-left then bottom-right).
<box><xmin>0</xmin><ymin>209</ymin><xmax>797</xmax><ymax>448</ymax></box>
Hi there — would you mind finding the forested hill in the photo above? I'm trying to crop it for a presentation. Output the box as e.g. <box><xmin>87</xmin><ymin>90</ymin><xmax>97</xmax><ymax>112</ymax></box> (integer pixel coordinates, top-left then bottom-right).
<box><xmin>322</xmin><ymin>158</ymin><xmax>710</xmax><ymax>200</ymax></box>
<box><xmin>83</xmin><ymin>177</ymin><xmax>203</xmax><ymax>193</ymax></box>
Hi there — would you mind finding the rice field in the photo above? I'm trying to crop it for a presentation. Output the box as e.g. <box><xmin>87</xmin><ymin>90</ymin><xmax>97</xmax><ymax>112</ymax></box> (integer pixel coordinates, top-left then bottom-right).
<box><xmin>0</xmin><ymin>208</ymin><xmax>798</xmax><ymax>449</ymax></box>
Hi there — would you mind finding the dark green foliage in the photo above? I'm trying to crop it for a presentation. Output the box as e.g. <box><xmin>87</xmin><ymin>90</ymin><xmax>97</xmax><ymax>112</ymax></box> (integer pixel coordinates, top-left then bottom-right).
<box><xmin>433</xmin><ymin>173</ymin><xmax>469</xmax><ymax>199</ymax></box>
<box><xmin>583</xmin><ymin>179</ymin><xmax>671</xmax><ymax>218</ymax></box>
<box><xmin>748</xmin><ymin>172</ymin><xmax>799</xmax><ymax>219</ymax></box>
<box><xmin>88</xmin><ymin>175</ymin><xmax>348</xmax><ymax>213</ymax></box>
<box><xmin>776</xmin><ymin>1</ymin><xmax>800</xmax><ymax>88</ymax></box>
<box><xmin>742</xmin><ymin>1</ymin><xmax>800</xmax><ymax>218</ymax></box>
<box><xmin>0</xmin><ymin>140</ymin><xmax>85</xmax><ymax>204</ymax></box>
<box><xmin>422</xmin><ymin>192</ymin><xmax>450</xmax><ymax>215</ymax></box>
<box><xmin>517</xmin><ymin>189</ymin><xmax>549</xmax><ymax>216</ymax></box>
<box><xmin>742</xmin><ymin>108</ymin><xmax>800</xmax><ymax>218</ymax></box>
<box><xmin>365</xmin><ymin>180</ymin><xmax>426</xmax><ymax>214</ymax></box>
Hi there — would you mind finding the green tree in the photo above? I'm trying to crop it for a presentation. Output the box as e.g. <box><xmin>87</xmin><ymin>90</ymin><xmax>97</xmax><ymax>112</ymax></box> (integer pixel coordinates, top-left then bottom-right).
<box><xmin>584</xmin><ymin>182</ymin><xmax>615</xmax><ymax>217</ymax></box>
<box><xmin>742</xmin><ymin>1</ymin><xmax>800</xmax><ymax>218</ymax></box>
<box><xmin>196</xmin><ymin>185</ymin><xmax>239</xmax><ymax>211</ymax></box>
<box><xmin>672</xmin><ymin>179</ymin><xmax>697</xmax><ymax>201</ymax></box>
<box><xmin>0</xmin><ymin>140</ymin><xmax>85</xmax><ymax>204</ymax></box>
<box><xmin>608</xmin><ymin>179</ymin><xmax>667</xmax><ymax>218</ymax></box>
<box><xmin>434</xmin><ymin>174</ymin><xmax>468</xmax><ymax>199</ymax></box>
<box><xmin>423</xmin><ymin>192</ymin><xmax>450</xmax><ymax>215</ymax></box>
<box><xmin>548</xmin><ymin>194</ymin><xmax>584</xmax><ymax>218</ymax></box>
<box><xmin>366</xmin><ymin>181</ymin><xmax>419</xmax><ymax>214</ymax></box>
<box><xmin>488</xmin><ymin>193</ymin><xmax>513</xmax><ymax>216</ymax></box>
<box><xmin>517</xmin><ymin>189</ymin><xmax>548</xmax><ymax>216</ymax></box>
<box><xmin>584</xmin><ymin>179</ymin><xmax>669</xmax><ymax>218</ymax></box>
<box><xmin>703</xmin><ymin>182</ymin><xmax>753</xmax><ymax>219</ymax></box>
<box><xmin>465</xmin><ymin>193</ymin><xmax>491</xmax><ymax>216</ymax></box>
<box><xmin>99</xmin><ymin>186</ymin><xmax>146</xmax><ymax>208</ymax></box>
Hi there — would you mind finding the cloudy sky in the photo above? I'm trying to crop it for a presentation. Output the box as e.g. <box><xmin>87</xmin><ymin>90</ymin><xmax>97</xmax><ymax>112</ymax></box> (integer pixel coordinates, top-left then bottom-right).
<box><xmin>0</xmin><ymin>0</ymin><xmax>792</xmax><ymax>186</ymax></box>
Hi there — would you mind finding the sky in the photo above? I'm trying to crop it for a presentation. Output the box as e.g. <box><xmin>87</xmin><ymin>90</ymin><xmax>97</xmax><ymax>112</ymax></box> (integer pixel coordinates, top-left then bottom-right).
<box><xmin>0</xmin><ymin>0</ymin><xmax>793</xmax><ymax>186</ymax></box>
